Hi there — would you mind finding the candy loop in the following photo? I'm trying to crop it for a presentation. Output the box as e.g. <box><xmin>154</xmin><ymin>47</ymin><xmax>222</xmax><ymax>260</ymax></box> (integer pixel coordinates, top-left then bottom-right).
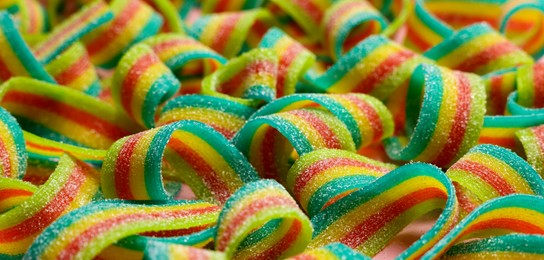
<box><xmin>287</xmin><ymin>243</ymin><xmax>371</xmax><ymax>260</ymax></box>
<box><xmin>267</xmin><ymin>0</ymin><xmax>331</xmax><ymax>42</ymax></box>
<box><xmin>234</xmin><ymin>108</ymin><xmax>356</xmax><ymax>181</ymax></box>
<box><xmin>322</xmin><ymin>0</ymin><xmax>388</xmax><ymax>61</ymax></box>
<box><xmin>309</xmin><ymin>163</ymin><xmax>459</xmax><ymax>258</ymax></box>
<box><xmin>424</xmin><ymin>23</ymin><xmax>534</xmax><ymax>75</ymax></box>
<box><xmin>252</xmin><ymin>93</ymin><xmax>394</xmax><ymax>149</ymax></box>
<box><xmin>500</xmin><ymin>0</ymin><xmax>544</xmax><ymax>58</ymax></box>
<box><xmin>142</xmin><ymin>33</ymin><xmax>227</xmax><ymax>83</ymax></box>
<box><xmin>144</xmin><ymin>242</ymin><xmax>226</xmax><ymax>260</ymax></box>
<box><xmin>143</xmin><ymin>0</ymin><xmax>185</xmax><ymax>33</ymax></box>
<box><xmin>0</xmin><ymin>107</ymin><xmax>26</xmax><ymax>179</ymax></box>
<box><xmin>385</xmin><ymin>64</ymin><xmax>486</xmax><ymax>167</ymax></box>
<box><xmin>112</xmin><ymin>43</ymin><xmax>180</xmax><ymax>128</ymax></box>
<box><xmin>83</xmin><ymin>0</ymin><xmax>163</xmax><ymax>68</ymax></box>
<box><xmin>101</xmin><ymin>120</ymin><xmax>259</xmax><ymax>203</ymax></box>
<box><xmin>24</xmin><ymin>200</ymin><xmax>221</xmax><ymax>259</ymax></box>
<box><xmin>478</xmin><ymin>114</ymin><xmax>544</xmax><ymax>150</ymax></box>
<box><xmin>157</xmin><ymin>95</ymin><xmax>256</xmax><ymax>139</ymax></box>
<box><xmin>202</xmin><ymin>48</ymin><xmax>278</xmax><ymax>106</ymax></box>
<box><xmin>0</xmin><ymin>155</ymin><xmax>100</xmax><ymax>257</ymax></box>
<box><xmin>215</xmin><ymin>179</ymin><xmax>313</xmax><ymax>259</ymax></box>
<box><xmin>258</xmin><ymin>28</ymin><xmax>315</xmax><ymax>98</ymax></box>
<box><xmin>309</xmin><ymin>35</ymin><xmax>432</xmax><ymax>100</ymax></box>
<box><xmin>482</xmin><ymin>68</ymin><xmax>517</xmax><ymax>115</ymax></box>
<box><xmin>516</xmin><ymin>124</ymin><xmax>544</xmax><ymax>177</ymax></box>
<box><xmin>0</xmin><ymin>11</ymin><xmax>54</xmax><ymax>83</ymax></box>
<box><xmin>188</xmin><ymin>9</ymin><xmax>275</xmax><ymax>58</ymax></box>
<box><xmin>33</xmin><ymin>0</ymin><xmax>114</xmax><ymax>65</ymax></box>
<box><xmin>422</xmin><ymin>194</ymin><xmax>544</xmax><ymax>259</ymax></box>
<box><xmin>13</xmin><ymin>0</ymin><xmax>48</xmax><ymax>35</ymax></box>
<box><xmin>402</xmin><ymin>0</ymin><xmax>454</xmax><ymax>52</ymax></box>
<box><xmin>286</xmin><ymin>149</ymin><xmax>396</xmax><ymax>217</ymax></box>
<box><xmin>0</xmin><ymin>77</ymin><xmax>142</xmax><ymax>149</ymax></box>
<box><xmin>446</xmin><ymin>144</ymin><xmax>544</xmax><ymax>216</ymax></box>
<box><xmin>45</xmin><ymin>42</ymin><xmax>102</xmax><ymax>96</ymax></box>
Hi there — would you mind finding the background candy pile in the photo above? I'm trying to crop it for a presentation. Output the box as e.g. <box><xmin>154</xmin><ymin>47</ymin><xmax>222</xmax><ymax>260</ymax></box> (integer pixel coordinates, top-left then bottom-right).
<box><xmin>3</xmin><ymin>0</ymin><xmax>544</xmax><ymax>259</ymax></box>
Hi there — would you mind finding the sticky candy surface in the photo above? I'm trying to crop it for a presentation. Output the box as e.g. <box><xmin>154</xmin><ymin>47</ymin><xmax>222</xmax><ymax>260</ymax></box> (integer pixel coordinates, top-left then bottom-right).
<box><xmin>3</xmin><ymin>0</ymin><xmax>544</xmax><ymax>259</ymax></box>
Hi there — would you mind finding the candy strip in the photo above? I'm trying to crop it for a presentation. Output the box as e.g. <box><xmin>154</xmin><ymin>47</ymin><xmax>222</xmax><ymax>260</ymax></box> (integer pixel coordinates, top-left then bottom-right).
<box><xmin>508</xmin><ymin>62</ymin><xmax>544</xmax><ymax>113</ymax></box>
<box><xmin>0</xmin><ymin>178</ymin><xmax>36</xmax><ymax>214</ymax></box>
<box><xmin>202</xmin><ymin>48</ymin><xmax>278</xmax><ymax>106</ymax></box>
<box><xmin>143</xmin><ymin>0</ymin><xmax>185</xmax><ymax>33</ymax></box>
<box><xmin>33</xmin><ymin>0</ymin><xmax>113</xmax><ymax>65</ymax></box>
<box><xmin>322</xmin><ymin>0</ymin><xmax>388</xmax><ymax>61</ymax></box>
<box><xmin>215</xmin><ymin>179</ymin><xmax>313</xmax><ymax>259</ymax></box>
<box><xmin>143</xmin><ymin>33</ymin><xmax>226</xmax><ymax>82</ymax></box>
<box><xmin>482</xmin><ymin>68</ymin><xmax>517</xmax><ymax>115</ymax></box>
<box><xmin>101</xmin><ymin>120</ymin><xmax>259</xmax><ymax>203</ymax></box>
<box><xmin>45</xmin><ymin>42</ymin><xmax>102</xmax><ymax>96</ymax></box>
<box><xmin>385</xmin><ymin>64</ymin><xmax>486</xmax><ymax>167</ymax></box>
<box><xmin>157</xmin><ymin>95</ymin><xmax>256</xmax><ymax>139</ymax></box>
<box><xmin>442</xmin><ymin>234</ymin><xmax>544</xmax><ymax>259</ymax></box>
<box><xmin>144</xmin><ymin>241</ymin><xmax>225</xmax><ymax>260</ymax></box>
<box><xmin>0</xmin><ymin>155</ymin><xmax>100</xmax><ymax>257</ymax></box>
<box><xmin>112</xmin><ymin>43</ymin><xmax>180</xmax><ymax>128</ymax></box>
<box><xmin>187</xmin><ymin>9</ymin><xmax>274</xmax><ymax>58</ymax></box>
<box><xmin>0</xmin><ymin>77</ymin><xmax>142</xmax><ymax>149</ymax></box>
<box><xmin>0</xmin><ymin>107</ymin><xmax>26</xmax><ymax>179</ymax></box>
<box><xmin>252</xmin><ymin>93</ymin><xmax>394</xmax><ymax>149</ymax></box>
<box><xmin>17</xmin><ymin>0</ymin><xmax>48</xmax><ymax>35</ymax></box>
<box><xmin>24</xmin><ymin>200</ymin><xmax>221</xmax><ymax>259</ymax></box>
<box><xmin>258</xmin><ymin>27</ymin><xmax>315</xmax><ymax>98</ymax></box>
<box><xmin>500</xmin><ymin>0</ymin><xmax>544</xmax><ymax>58</ymax></box>
<box><xmin>446</xmin><ymin>144</ymin><xmax>544</xmax><ymax>215</ymax></box>
<box><xmin>201</xmin><ymin>0</ymin><xmax>266</xmax><ymax>13</ymax></box>
<box><xmin>267</xmin><ymin>0</ymin><xmax>330</xmax><ymax>41</ymax></box>
<box><xmin>83</xmin><ymin>0</ymin><xmax>163</xmax><ymax>68</ymax></box>
<box><xmin>310</xmin><ymin>163</ymin><xmax>459</xmax><ymax>258</ymax></box>
<box><xmin>234</xmin><ymin>108</ymin><xmax>356</xmax><ymax>180</ymax></box>
<box><xmin>402</xmin><ymin>0</ymin><xmax>453</xmax><ymax>52</ymax></box>
<box><xmin>286</xmin><ymin>149</ymin><xmax>396</xmax><ymax>217</ymax></box>
<box><xmin>309</xmin><ymin>35</ymin><xmax>432</xmax><ymax>100</ymax></box>
<box><xmin>422</xmin><ymin>194</ymin><xmax>544</xmax><ymax>259</ymax></box>
<box><xmin>0</xmin><ymin>11</ymin><xmax>54</xmax><ymax>83</ymax></box>
<box><xmin>23</xmin><ymin>131</ymin><xmax>106</xmax><ymax>185</ymax></box>
<box><xmin>287</xmin><ymin>243</ymin><xmax>371</xmax><ymax>260</ymax></box>
<box><xmin>516</xmin><ymin>124</ymin><xmax>544</xmax><ymax>177</ymax></box>
<box><xmin>424</xmin><ymin>23</ymin><xmax>533</xmax><ymax>75</ymax></box>
<box><xmin>478</xmin><ymin>114</ymin><xmax>544</xmax><ymax>150</ymax></box>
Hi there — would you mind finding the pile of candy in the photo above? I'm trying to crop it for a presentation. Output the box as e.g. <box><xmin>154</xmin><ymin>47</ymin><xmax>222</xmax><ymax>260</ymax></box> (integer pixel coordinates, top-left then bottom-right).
<box><xmin>2</xmin><ymin>0</ymin><xmax>544</xmax><ymax>259</ymax></box>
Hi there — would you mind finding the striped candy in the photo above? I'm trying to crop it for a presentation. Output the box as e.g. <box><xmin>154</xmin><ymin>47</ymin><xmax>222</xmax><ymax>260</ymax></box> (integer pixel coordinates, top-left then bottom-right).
<box><xmin>258</xmin><ymin>27</ymin><xmax>315</xmax><ymax>98</ymax></box>
<box><xmin>202</xmin><ymin>48</ymin><xmax>278</xmax><ymax>106</ymax></box>
<box><xmin>402</xmin><ymin>0</ymin><xmax>453</xmax><ymax>52</ymax></box>
<box><xmin>500</xmin><ymin>0</ymin><xmax>544</xmax><ymax>58</ymax></box>
<box><xmin>101</xmin><ymin>120</ymin><xmax>259</xmax><ymax>204</ymax></box>
<box><xmin>511</xmin><ymin>62</ymin><xmax>544</xmax><ymax>112</ymax></box>
<box><xmin>112</xmin><ymin>43</ymin><xmax>180</xmax><ymax>128</ymax></box>
<box><xmin>286</xmin><ymin>149</ymin><xmax>396</xmax><ymax>217</ymax></box>
<box><xmin>267</xmin><ymin>0</ymin><xmax>330</xmax><ymax>41</ymax></box>
<box><xmin>478</xmin><ymin>114</ymin><xmax>544</xmax><ymax>150</ymax></box>
<box><xmin>33</xmin><ymin>0</ymin><xmax>113</xmax><ymax>65</ymax></box>
<box><xmin>0</xmin><ymin>11</ymin><xmax>54</xmax><ymax>83</ymax></box>
<box><xmin>187</xmin><ymin>9</ymin><xmax>274</xmax><ymax>58</ymax></box>
<box><xmin>322</xmin><ymin>0</ymin><xmax>388</xmax><ymax>61</ymax></box>
<box><xmin>423</xmin><ymin>194</ymin><xmax>544</xmax><ymax>259</ymax></box>
<box><xmin>83</xmin><ymin>0</ymin><xmax>163</xmax><ymax>68</ymax></box>
<box><xmin>252</xmin><ymin>93</ymin><xmax>394</xmax><ymax>150</ymax></box>
<box><xmin>16</xmin><ymin>0</ymin><xmax>48</xmax><ymax>35</ymax></box>
<box><xmin>144</xmin><ymin>242</ymin><xmax>225</xmax><ymax>260</ymax></box>
<box><xmin>482</xmin><ymin>68</ymin><xmax>517</xmax><ymax>115</ymax></box>
<box><xmin>24</xmin><ymin>200</ymin><xmax>221</xmax><ymax>259</ymax></box>
<box><xmin>45</xmin><ymin>42</ymin><xmax>102</xmax><ymax>96</ymax></box>
<box><xmin>215</xmin><ymin>180</ymin><xmax>313</xmax><ymax>259</ymax></box>
<box><xmin>424</xmin><ymin>23</ymin><xmax>533</xmax><ymax>75</ymax></box>
<box><xmin>309</xmin><ymin>35</ymin><xmax>432</xmax><ymax>100</ymax></box>
<box><xmin>157</xmin><ymin>95</ymin><xmax>256</xmax><ymax>139</ymax></box>
<box><xmin>446</xmin><ymin>144</ymin><xmax>544</xmax><ymax>216</ymax></box>
<box><xmin>0</xmin><ymin>178</ymin><xmax>36</xmax><ymax>214</ymax></box>
<box><xmin>310</xmin><ymin>163</ymin><xmax>459</xmax><ymax>258</ymax></box>
<box><xmin>23</xmin><ymin>132</ymin><xmax>106</xmax><ymax>185</ymax></box>
<box><xmin>0</xmin><ymin>77</ymin><xmax>142</xmax><ymax>149</ymax></box>
<box><xmin>385</xmin><ymin>64</ymin><xmax>486</xmax><ymax>167</ymax></box>
<box><xmin>517</xmin><ymin>124</ymin><xmax>544</xmax><ymax>177</ymax></box>
<box><xmin>288</xmin><ymin>243</ymin><xmax>371</xmax><ymax>260</ymax></box>
<box><xmin>0</xmin><ymin>107</ymin><xmax>26</xmax><ymax>179</ymax></box>
<box><xmin>0</xmin><ymin>155</ymin><xmax>100</xmax><ymax>257</ymax></box>
<box><xmin>234</xmin><ymin>108</ymin><xmax>356</xmax><ymax>181</ymax></box>
<box><xmin>201</xmin><ymin>0</ymin><xmax>265</xmax><ymax>13</ymax></box>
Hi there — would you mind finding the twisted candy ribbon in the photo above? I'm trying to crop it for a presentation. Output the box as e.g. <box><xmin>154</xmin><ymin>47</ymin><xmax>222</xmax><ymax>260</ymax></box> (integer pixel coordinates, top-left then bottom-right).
<box><xmin>215</xmin><ymin>179</ymin><xmax>313</xmax><ymax>259</ymax></box>
<box><xmin>0</xmin><ymin>107</ymin><xmax>26</xmax><ymax>179</ymax></box>
<box><xmin>0</xmin><ymin>155</ymin><xmax>100</xmax><ymax>257</ymax></box>
<box><xmin>101</xmin><ymin>120</ymin><xmax>259</xmax><ymax>204</ymax></box>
